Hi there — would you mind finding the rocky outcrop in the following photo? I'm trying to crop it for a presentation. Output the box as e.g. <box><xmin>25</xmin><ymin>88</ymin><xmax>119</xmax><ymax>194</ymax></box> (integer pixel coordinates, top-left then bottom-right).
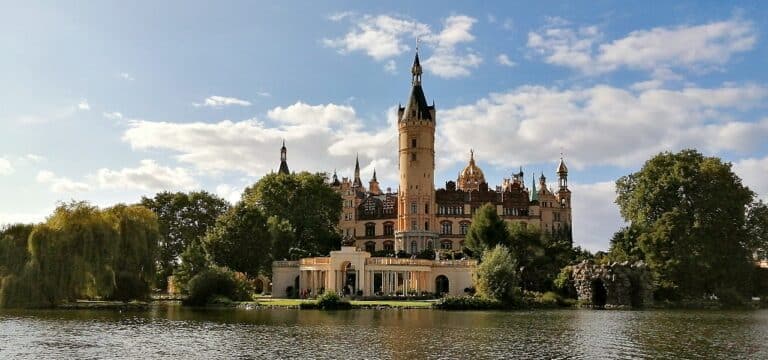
<box><xmin>571</xmin><ymin>260</ymin><xmax>653</xmax><ymax>309</ymax></box>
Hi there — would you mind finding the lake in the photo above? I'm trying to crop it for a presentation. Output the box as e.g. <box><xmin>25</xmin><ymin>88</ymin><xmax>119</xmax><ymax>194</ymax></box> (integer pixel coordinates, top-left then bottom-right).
<box><xmin>1</xmin><ymin>306</ymin><xmax>767</xmax><ymax>359</ymax></box>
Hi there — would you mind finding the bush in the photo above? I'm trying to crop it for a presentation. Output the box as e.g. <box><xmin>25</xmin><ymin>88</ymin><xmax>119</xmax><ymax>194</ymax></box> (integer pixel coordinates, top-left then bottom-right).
<box><xmin>475</xmin><ymin>245</ymin><xmax>519</xmax><ymax>303</ymax></box>
<box><xmin>716</xmin><ymin>287</ymin><xmax>748</xmax><ymax>308</ymax></box>
<box><xmin>315</xmin><ymin>292</ymin><xmax>351</xmax><ymax>310</ymax></box>
<box><xmin>433</xmin><ymin>296</ymin><xmax>503</xmax><ymax>310</ymax></box>
<box><xmin>184</xmin><ymin>267</ymin><xmax>253</xmax><ymax>306</ymax></box>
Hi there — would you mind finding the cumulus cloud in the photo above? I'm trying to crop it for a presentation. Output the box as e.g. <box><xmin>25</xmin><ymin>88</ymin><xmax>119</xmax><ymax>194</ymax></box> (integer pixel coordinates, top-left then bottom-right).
<box><xmin>323</xmin><ymin>14</ymin><xmax>482</xmax><ymax>78</ymax></box>
<box><xmin>194</xmin><ymin>96</ymin><xmax>252</xmax><ymax>108</ymax></box>
<box><xmin>95</xmin><ymin>159</ymin><xmax>198</xmax><ymax>191</ymax></box>
<box><xmin>438</xmin><ymin>83</ymin><xmax>768</xmax><ymax>169</ymax></box>
<box><xmin>496</xmin><ymin>53</ymin><xmax>516</xmax><ymax>67</ymax></box>
<box><xmin>24</xmin><ymin>154</ymin><xmax>45</xmax><ymax>163</ymax></box>
<box><xmin>103</xmin><ymin>112</ymin><xmax>123</xmax><ymax>120</ymax></box>
<box><xmin>528</xmin><ymin>17</ymin><xmax>756</xmax><ymax>75</ymax></box>
<box><xmin>0</xmin><ymin>157</ymin><xmax>13</xmax><ymax>175</ymax></box>
<box><xmin>77</xmin><ymin>100</ymin><xmax>90</xmax><ymax>110</ymax></box>
<box><xmin>571</xmin><ymin>181</ymin><xmax>624</xmax><ymax>252</ymax></box>
<box><xmin>215</xmin><ymin>184</ymin><xmax>243</xmax><ymax>204</ymax></box>
<box><xmin>36</xmin><ymin>170</ymin><xmax>90</xmax><ymax>193</ymax></box>
<box><xmin>734</xmin><ymin>156</ymin><xmax>768</xmax><ymax>201</ymax></box>
<box><xmin>123</xmin><ymin>102</ymin><xmax>399</xmax><ymax>182</ymax></box>
<box><xmin>119</xmin><ymin>72</ymin><xmax>135</xmax><ymax>81</ymax></box>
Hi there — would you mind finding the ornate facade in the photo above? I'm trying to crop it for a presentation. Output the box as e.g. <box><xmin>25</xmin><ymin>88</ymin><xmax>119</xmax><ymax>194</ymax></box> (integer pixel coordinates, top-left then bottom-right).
<box><xmin>328</xmin><ymin>52</ymin><xmax>572</xmax><ymax>254</ymax></box>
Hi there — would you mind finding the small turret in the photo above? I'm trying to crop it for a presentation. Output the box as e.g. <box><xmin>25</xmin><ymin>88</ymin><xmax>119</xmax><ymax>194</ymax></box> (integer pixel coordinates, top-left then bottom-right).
<box><xmin>369</xmin><ymin>168</ymin><xmax>381</xmax><ymax>195</ymax></box>
<box><xmin>353</xmin><ymin>154</ymin><xmax>363</xmax><ymax>188</ymax></box>
<box><xmin>278</xmin><ymin>140</ymin><xmax>290</xmax><ymax>175</ymax></box>
<box><xmin>557</xmin><ymin>157</ymin><xmax>568</xmax><ymax>190</ymax></box>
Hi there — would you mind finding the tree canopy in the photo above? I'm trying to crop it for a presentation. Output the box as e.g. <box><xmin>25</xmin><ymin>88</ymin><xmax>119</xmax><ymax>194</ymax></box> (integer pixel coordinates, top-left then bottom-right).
<box><xmin>464</xmin><ymin>203</ymin><xmax>510</xmax><ymax>257</ymax></box>
<box><xmin>202</xmin><ymin>203</ymin><xmax>271</xmax><ymax>278</ymax></box>
<box><xmin>140</xmin><ymin>191</ymin><xmax>230</xmax><ymax>288</ymax></box>
<box><xmin>475</xmin><ymin>245</ymin><xmax>519</xmax><ymax>303</ymax></box>
<box><xmin>615</xmin><ymin>149</ymin><xmax>755</xmax><ymax>299</ymax></box>
<box><xmin>242</xmin><ymin>172</ymin><xmax>342</xmax><ymax>257</ymax></box>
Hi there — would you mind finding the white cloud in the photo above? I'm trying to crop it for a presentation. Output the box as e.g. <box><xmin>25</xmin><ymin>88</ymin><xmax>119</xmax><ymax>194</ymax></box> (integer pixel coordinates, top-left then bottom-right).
<box><xmin>0</xmin><ymin>157</ymin><xmax>13</xmax><ymax>175</ymax></box>
<box><xmin>119</xmin><ymin>72</ymin><xmax>135</xmax><ymax>81</ymax></box>
<box><xmin>0</xmin><ymin>209</ymin><xmax>52</xmax><ymax>226</ymax></box>
<box><xmin>36</xmin><ymin>170</ymin><xmax>91</xmax><ymax>193</ymax></box>
<box><xmin>571</xmin><ymin>181</ymin><xmax>624</xmax><ymax>252</ymax></box>
<box><xmin>496</xmin><ymin>53</ymin><xmax>516</xmax><ymax>67</ymax></box>
<box><xmin>528</xmin><ymin>18</ymin><xmax>756</xmax><ymax>75</ymax></box>
<box><xmin>103</xmin><ymin>112</ymin><xmax>123</xmax><ymax>120</ymax></box>
<box><xmin>323</xmin><ymin>14</ymin><xmax>482</xmax><ymax>78</ymax></box>
<box><xmin>328</xmin><ymin>11</ymin><xmax>354</xmax><ymax>22</ymax></box>
<box><xmin>734</xmin><ymin>156</ymin><xmax>768</xmax><ymax>201</ymax></box>
<box><xmin>95</xmin><ymin>159</ymin><xmax>198</xmax><ymax>191</ymax></box>
<box><xmin>384</xmin><ymin>59</ymin><xmax>397</xmax><ymax>74</ymax></box>
<box><xmin>256</xmin><ymin>91</ymin><xmax>272</xmax><ymax>97</ymax></box>
<box><xmin>215</xmin><ymin>184</ymin><xmax>243</xmax><ymax>204</ymax></box>
<box><xmin>438</xmin><ymin>83</ymin><xmax>768</xmax><ymax>169</ymax></box>
<box><xmin>77</xmin><ymin>100</ymin><xmax>90</xmax><ymax>110</ymax></box>
<box><xmin>123</xmin><ymin>102</ymin><xmax>398</xmax><ymax>182</ymax></box>
<box><xmin>194</xmin><ymin>96</ymin><xmax>252</xmax><ymax>108</ymax></box>
<box><xmin>24</xmin><ymin>154</ymin><xmax>45</xmax><ymax>163</ymax></box>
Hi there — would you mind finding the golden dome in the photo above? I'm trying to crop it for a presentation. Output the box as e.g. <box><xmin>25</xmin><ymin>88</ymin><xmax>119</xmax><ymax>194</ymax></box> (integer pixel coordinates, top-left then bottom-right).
<box><xmin>457</xmin><ymin>150</ymin><xmax>486</xmax><ymax>191</ymax></box>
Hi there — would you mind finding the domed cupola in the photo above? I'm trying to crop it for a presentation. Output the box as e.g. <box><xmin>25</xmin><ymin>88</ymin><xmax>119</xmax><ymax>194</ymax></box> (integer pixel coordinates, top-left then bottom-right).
<box><xmin>457</xmin><ymin>149</ymin><xmax>486</xmax><ymax>191</ymax></box>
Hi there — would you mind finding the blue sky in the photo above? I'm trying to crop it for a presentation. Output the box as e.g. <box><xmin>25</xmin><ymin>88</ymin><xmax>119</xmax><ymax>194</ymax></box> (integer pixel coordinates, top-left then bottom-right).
<box><xmin>2</xmin><ymin>1</ymin><xmax>768</xmax><ymax>251</ymax></box>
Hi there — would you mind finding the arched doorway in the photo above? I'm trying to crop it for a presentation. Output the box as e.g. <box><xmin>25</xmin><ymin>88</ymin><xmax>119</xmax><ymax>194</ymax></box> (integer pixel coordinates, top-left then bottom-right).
<box><xmin>342</xmin><ymin>262</ymin><xmax>356</xmax><ymax>296</ymax></box>
<box><xmin>435</xmin><ymin>275</ymin><xmax>449</xmax><ymax>296</ymax></box>
<box><xmin>292</xmin><ymin>276</ymin><xmax>300</xmax><ymax>298</ymax></box>
<box><xmin>591</xmin><ymin>279</ymin><xmax>607</xmax><ymax>308</ymax></box>
<box><xmin>254</xmin><ymin>278</ymin><xmax>264</xmax><ymax>294</ymax></box>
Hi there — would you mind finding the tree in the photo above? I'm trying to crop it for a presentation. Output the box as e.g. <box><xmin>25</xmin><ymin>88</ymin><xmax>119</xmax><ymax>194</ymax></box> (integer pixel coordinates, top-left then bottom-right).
<box><xmin>474</xmin><ymin>245</ymin><xmax>519</xmax><ymax>303</ymax></box>
<box><xmin>140</xmin><ymin>191</ymin><xmax>230</xmax><ymax>289</ymax></box>
<box><xmin>464</xmin><ymin>203</ymin><xmax>510</xmax><ymax>257</ymax></box>
<box><xmin>242</xmin><ymin>172</ymin><xmax>341</xmax><ymax>257</ymax></box>
<box><xmin>616</xmin><ymin>149</ymin><xmax>755</xmax><ymax>300</ymax></box>
<box><xmin>105</xmin><ymin>205</ymin><xmax>160</xmax><ymax>301</ymax></box>
<box><xmin>607</xmin><ymin>225</ymin><xmax>644</xmax><ymax>263</ymax></box>
<box><xmin>0</xmin><ymin>224</ymin><xmax>34</xmax><ymax>277</ymax></box>
<box><xmin>203</xmin><ymin>203</ymin><xmax>271</xmax><ymax>278</ymax></box>
<box><xmin>173</xmin><ymin>239</ymin><xmax>210</xmax><ymax>293</ymax></box>
<box><xmin>747</xmin><ymin>200</ymin><xmax>768</xmax><ymax>261</ymax></box>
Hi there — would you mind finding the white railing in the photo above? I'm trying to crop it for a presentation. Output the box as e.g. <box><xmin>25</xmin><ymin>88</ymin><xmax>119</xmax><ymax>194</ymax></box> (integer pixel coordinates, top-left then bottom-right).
<box><xmin>299</xmin><ymin>257</ymin><xmax>331</xmax><ymax>265</ymax></box>
<box><xmin>273</xmin><ymin>261</ymin><xmax>299</xmax><ymax>267</ymax></box>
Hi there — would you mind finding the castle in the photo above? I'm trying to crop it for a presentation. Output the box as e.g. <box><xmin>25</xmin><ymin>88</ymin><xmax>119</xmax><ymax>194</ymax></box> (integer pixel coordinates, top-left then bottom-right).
<box><xmin>321</xmin><ymin>52</ymin><xmax>572</xmax><ymax>254</ymax></box>
<box><xmin>271</xmin><ymin>51</ymin><xmax>572</xmax><ymax>298</ymax></box>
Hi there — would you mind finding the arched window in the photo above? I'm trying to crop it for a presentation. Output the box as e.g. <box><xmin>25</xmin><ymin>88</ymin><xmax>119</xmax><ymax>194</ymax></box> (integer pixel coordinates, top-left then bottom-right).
<box><xmin>383</xmin><ymin>222</ymin><xmax>394</xmax><ymax>236</ymax></box>
<box><xmin>365</xmin><ymin>241</ymin><xmax>375</xmax><ymax>253</ymax></box>
<box><xmin>410</xmin><ymin>240</ymin><xmax>417</xmax><ymax>254</ymax></box>
<box><xmin>440</xmin><ymin>240</ymin><xmax>453</xmax><ymax>250</ymax></box>
<box><xmin>441</xmin><ymin>221</ymin><xmax>452</xmax><ymax>235</ymax></box>
<box><xmin>383</xmin><ymin>240</ymin><xmax>394</xmax><ymax>252</ymax></box>
<box><xmin>427</xmin><ymin>240</ymin><xmax>433</xmax><ymax>250</ymax></box>
<box><xmin>459</xmin><ymin>222</ymin><xmax>470</xmax><ymax>235</ymax></box>
<box><xmin>365</xmin><ymin>223</ymin><xmax>375</xmax><ymax>237</ymax></box>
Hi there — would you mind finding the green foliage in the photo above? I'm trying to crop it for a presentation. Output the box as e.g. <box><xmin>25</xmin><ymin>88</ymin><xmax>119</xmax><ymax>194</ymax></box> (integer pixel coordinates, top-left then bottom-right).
<box><xmin>172</xmin><ymin>239</ymin><xmax>210</xmax><ymax>293</ymax></box>
<box><xmin>474</xmin><ymin>245</ymin><xmax>519</xmax><ymax>303</ymax></box>
<box><xmin>464</xmin><ymin>203</ymin><xmax>510</xmax><ymax>257</ymax></box>
<box><xmin>242</xmin><ymin>172</ymin><xmax>342</xmax><ymax>257</ymax></box>
<box><xmin>553</xmin><ymin>266</ymin><xmax>577</xmax><ymax>298</ymax></box>
<box><xmin>315</xmin><ymin>291</ymin><xmax>352</xmax><ymax>310</ymax></box>
<box><xmin>747</xmin><ymin>200</ymin><xmax>768</xmax><ymax>261</ymax></box>
<box><xmin>203</xmin><ymin>203</ymin><xmax>271</xmax><ymax>277</ymax></box>
<box><xmin>0</xmin><ymin>224</ymin><xmax>34</xmax><ymax>277</ymax></box>
<box><xmin>615</xmin><ymin>149</ymin><xmax>755</xmax><ymax>300</ymax></box>
<box><xmin>522</xmin><ymin>291</ymin><xmax>576</xmax><ymax>308</ymax></box>
<box><xmin>184</xmin><ymin>267</ymin><xmax>253</xmax><ymax>306</ymax></box>
<box><xmin>0</xmin><ymin>201</ymin><xmax>159</xmax><ymax>308</ymax></box>
<box><xmin>607</xmin><ymin>225</ymin><xmax>644</xmax><ymax>263</ymax></box>
<box><xmin>140</xmin><ymin>191</ymin><xmax>230</xmax><ymax>290</ymax></box>
<box><xmin>432</xmin><ymin>296</ymin><xmax>503</xmax><ymax>310</ymax></box>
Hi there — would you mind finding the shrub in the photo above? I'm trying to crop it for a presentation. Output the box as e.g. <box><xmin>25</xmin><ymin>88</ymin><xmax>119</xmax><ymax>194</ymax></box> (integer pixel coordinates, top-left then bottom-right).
<box><xmin>716</xmin><ymin>287</ymin><xmax>748</xmax><ymax>308</ymax></box>
<box><xmin>433</xmin><ymin>296</ymin><xmax>503</xmax><ymax>310</ymax></box>
<box><xmin>184</xmin><ymin>267</ymin><xmax>252</xmax><ymax>306</ymax></box>
<box><xmin>475</xmin><ymin>245</ymin><xmax>519</xmax><ymax>303</ymax></box>
<box><xmin>316</xmin><ymin>291</ymin><xmax>351</xmax><ymax>310</ymax></box>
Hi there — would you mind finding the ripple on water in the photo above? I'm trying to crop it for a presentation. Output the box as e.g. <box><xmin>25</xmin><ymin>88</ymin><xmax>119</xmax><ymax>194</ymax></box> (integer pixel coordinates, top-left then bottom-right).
<box><xmin>1</xmin><ymin>308</ymin><xmax>767</xmax><ymax>359</ymax></box>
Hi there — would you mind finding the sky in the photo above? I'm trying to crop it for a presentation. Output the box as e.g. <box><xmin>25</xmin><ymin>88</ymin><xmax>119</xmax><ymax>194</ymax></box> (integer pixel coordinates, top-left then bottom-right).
<box><xmin>2</xmin><ymin>1</ymin><xmax>768</xmax><ymax>252</ymax></box>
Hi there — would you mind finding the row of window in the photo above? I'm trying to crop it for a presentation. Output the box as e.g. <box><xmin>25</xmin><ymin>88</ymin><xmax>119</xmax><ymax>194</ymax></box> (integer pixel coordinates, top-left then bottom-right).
<box><xmin>440</xmin><ymin>221</ymin><xmax>470</xmax><ymax>235</ymax></box>
<box><xmin>364</xmin><ymin>239</ymin><xmax>463</xmax><ymax>253</ymax></box>
<box><xmin>364</xmin><ymin>222</ymin><xmax>395</xmax><ymax>237</ymax></box>
<box><xmin>437</xmin><ymin>205</ymin><xmax>465</xmax><ymax>215</ymax></box>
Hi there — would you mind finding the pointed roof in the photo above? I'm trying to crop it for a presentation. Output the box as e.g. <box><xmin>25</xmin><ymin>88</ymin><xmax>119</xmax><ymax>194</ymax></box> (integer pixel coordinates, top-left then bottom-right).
<box><xmin>278</xmin><ymin>141</ymin><xmax>289</xmax><ymax>175</ymax></box>
<box><xmin>530</xmin><ymin>174</ymin><xmax>539</xmax><ymax>202</ymax></box>
<box><xmin>400</xmin><ymin>51</ymin><xmax>434</xmax><ymax>122</ymax></box>
<box><xmin>332</xmin><ymin>169</ymin><xmax>340</xmax><ymax>186</ymax></box>
<box><xmin>371</xmin><ymin>168</ymin><xmax>377</xmax><ymax>182</ymax></box>
<box><xmin>557</xmin><ymin>157</ymin><xmax>568</xmax><ymax>174</ymax></box>
<box><xmin>353</xmin><ymin>154</ymin><xmax>363</xmax><ymax>188</ymax></box>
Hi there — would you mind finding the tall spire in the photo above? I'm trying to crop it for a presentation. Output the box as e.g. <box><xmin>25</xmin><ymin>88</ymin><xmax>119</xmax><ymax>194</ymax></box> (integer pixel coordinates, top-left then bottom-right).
<box><xmin>278</xmin><ymin>140</ymin><xmax>289</xmax><ymax>175</ymax></box>
<box><xmin>353</xmin><ymin>153</ymin><xmax>362</xmax><ymax>188</ymax></box>
<box><xmin>372</xmin><ymin>168</ymin><xmax>377</xmax><ymax>181</ymax></box>
<box><xmin>531</xmin><ymin>173</ymin><xmax>539</xmax><ymax>202</ymax></box>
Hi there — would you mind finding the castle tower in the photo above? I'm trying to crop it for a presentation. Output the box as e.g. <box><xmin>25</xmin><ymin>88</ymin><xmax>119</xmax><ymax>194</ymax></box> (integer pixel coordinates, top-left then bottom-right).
<box><xmin>352</xmin><ymin>154</ymin><xmax>363</xmax><ymax>189</ymax></box>
<box><xmin>557</xmin><ymin>157</ymin><xmax>571</xmax><ymax>207</ymax></box>
<box><xmin>278</xmin><ymin>140</ymin><xmax>289</xmax><ymax>175</ymax></box>
<box><xmin>395</xmin><ymin>51</ymin><xmax>438</xmax><ymax>252</ymax></box>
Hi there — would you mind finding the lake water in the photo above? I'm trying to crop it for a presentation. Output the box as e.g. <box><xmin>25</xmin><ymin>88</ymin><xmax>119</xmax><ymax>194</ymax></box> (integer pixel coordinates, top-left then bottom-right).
<box><xmin>1</xmin><ymin>306</ymin><xmax>767</xmax><ymax>359</ymax></box>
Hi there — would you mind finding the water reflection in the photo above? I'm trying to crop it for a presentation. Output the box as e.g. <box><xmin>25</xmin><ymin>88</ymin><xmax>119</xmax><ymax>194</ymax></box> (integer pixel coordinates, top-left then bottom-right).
<box><xmin>1</xmin><ymin>307</ymin><xmax>767</xmax><ymax>359</ymax></box>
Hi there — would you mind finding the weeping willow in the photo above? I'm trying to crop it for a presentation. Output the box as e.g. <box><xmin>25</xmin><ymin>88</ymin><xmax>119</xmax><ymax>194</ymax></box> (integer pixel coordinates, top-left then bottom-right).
<box><xmin>0</xmin><ymin>201</ymin><xmax>159</xmax><ymax>308</ymax></box>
